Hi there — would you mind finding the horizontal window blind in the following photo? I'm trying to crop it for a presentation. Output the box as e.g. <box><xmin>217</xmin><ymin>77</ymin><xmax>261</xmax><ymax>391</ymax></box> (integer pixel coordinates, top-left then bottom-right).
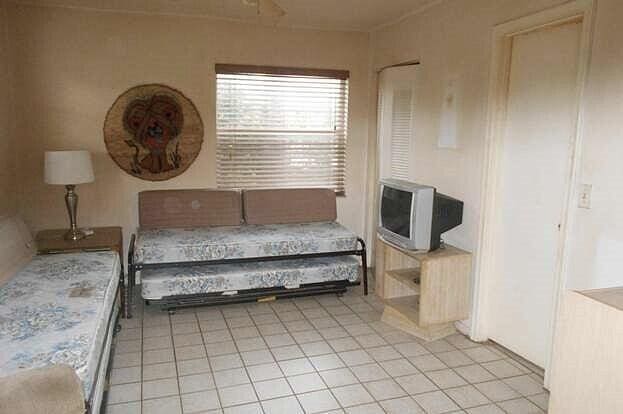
<box><xmin>216</xmin><ymin>64</ymin><xmax>349</xmax><ymax>194</ymax></box>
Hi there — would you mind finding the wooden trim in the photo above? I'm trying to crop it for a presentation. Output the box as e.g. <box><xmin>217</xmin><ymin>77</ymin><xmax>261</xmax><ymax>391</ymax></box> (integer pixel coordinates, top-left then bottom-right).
<box><xmin>215</xmin><ymin>64</ymin><xmax>349</xmax><ymax>80</ymax></box>
<box><xmin>471</xmin><ymin>0</ymin><xmax>595</xmax><ymax>386</ymax></box>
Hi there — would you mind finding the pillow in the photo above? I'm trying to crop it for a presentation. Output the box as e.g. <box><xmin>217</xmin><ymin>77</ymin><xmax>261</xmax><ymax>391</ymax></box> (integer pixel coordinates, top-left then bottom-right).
<box><xmin>139</xmin><ymin>189</ymin><xmax>243</xmax><ymax>228</ymax></box>
<box><xmin>243</xmin><ymin>188</ymin><xmax>337</xmax><ymax>225</ymax></box>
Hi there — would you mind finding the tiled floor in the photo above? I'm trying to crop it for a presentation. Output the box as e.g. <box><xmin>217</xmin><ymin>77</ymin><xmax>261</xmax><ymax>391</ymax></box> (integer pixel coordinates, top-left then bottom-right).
<box><xmin>105</xmin><ymin>285</ymin><xmax>549</xmax><ymax>414</ymax></box>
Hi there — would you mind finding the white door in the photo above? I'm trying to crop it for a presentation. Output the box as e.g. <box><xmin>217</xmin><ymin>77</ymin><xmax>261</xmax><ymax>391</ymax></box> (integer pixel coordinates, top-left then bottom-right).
<box><xmin>378</xmin><ymin>65</ymin><xmax>418</xmax><ymax>180</ymax></box>
<box><xmin>488</xmin><ymin>21</ymin><xmax>582</xmax><ymax>368</ymax></box>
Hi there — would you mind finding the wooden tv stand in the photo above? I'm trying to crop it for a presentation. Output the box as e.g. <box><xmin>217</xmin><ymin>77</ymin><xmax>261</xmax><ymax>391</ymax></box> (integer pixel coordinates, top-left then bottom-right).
<box><xmin>375</xmin><ymin>236</ymin><xmax>472</xmax><ymax>341</ymax></box>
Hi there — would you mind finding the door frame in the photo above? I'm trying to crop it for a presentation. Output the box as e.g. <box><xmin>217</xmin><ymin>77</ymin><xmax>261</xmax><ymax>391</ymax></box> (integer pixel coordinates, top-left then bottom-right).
<box><xmin>470</xmin><ymin>0</ymin><xmax>595</xmax><ymax>385</ymax></box>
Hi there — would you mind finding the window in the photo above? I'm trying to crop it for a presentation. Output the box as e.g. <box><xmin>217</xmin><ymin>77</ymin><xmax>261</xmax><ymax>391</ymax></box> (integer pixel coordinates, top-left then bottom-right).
<box><xmin>216</xmin><ymin>64</ymin><xmax>349</xmax><ymax>194</ymax></box>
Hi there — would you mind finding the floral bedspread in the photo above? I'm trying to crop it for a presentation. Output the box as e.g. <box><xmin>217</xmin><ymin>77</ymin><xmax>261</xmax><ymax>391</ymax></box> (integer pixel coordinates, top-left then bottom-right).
<box><xmin>141</xmin><ymin>256</ymin><xmax>360</xmax><ymax>300</ymax></box>
<box><xmin>0</xmin><ymin>251</ymin><xmax>120</xmax><ymax>397</ymax></box>
<box><xmin>135</xmin><ymin>221</ymin><xmax>359</xmax><ymax>264</ymax></box>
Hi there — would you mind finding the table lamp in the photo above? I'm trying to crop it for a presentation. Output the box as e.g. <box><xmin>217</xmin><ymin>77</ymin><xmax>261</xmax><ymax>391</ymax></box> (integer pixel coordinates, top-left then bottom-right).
<box><xmin>44</xmin><ymin>150</ymin><xmax>95</xmax><ymax>241</ymax></box>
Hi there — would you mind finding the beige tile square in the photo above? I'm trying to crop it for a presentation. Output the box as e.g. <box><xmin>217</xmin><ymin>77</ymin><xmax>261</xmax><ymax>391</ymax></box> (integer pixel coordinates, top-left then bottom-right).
<box><xmin>379</xmin><ymin>358</ymin><xmax>419</xmax><ymax>377</ymax></box>
<box><xmin>143</xmin><ymin>362</ymin><xmax>177</xmax><ymax>381</ymax></box>
<box><xmin>300</xmin><ymin>340</ymin><xmax>333</xmax><ymax>356</ymax></box>
<box><xmin>246</xmin><ymin>362</ymin><xmax>283</xmax><ymax>382</ymax></box>
<box><xmin>111</xmin><ymin>367</ymin><xmax>141</xmax><ymax>385</ymax></box>
<box><xmin>454</xmin><ymin>364</ymin><xmax>496</xmax><ymax>384</ymax></box>
<box><xmin>112</xmin><ymin>352</ymin><xmax>142</xmax><ymax>368</ymax></box>
<box><xmin>105</xmin><ymin>401</ymin><xmax>141</xmax><ymax>414</ymax></box>
<box><xmin>332</xmin><ymin>383</ymin><xmax>374</xmax><ymax>407</ymax></box>
<box><xmin>482</xmin><ymin>359</ymin><xmax>528</xmax><ymax>378</ymax></box>
<box><xmin>364</xmin><ymin>378</ymin><xmax>407</xmax><ymax>401</ymax></box>
<box><xmin>142</xmin><ymin>378</ymin><xmax>179</xmax><ymax>400</ymax></box>
<box><xmin>287</xmin><ymin>372</ymin><xmax>326</xmax><ymax>394</ymax></box>
<box><xmin>252</xmin><ymin>313</ymin><xmax>280</xmax><ymax>325</ymax></box>
<box><xmin>261</xmin><ymin>395</ymin><xmax>304</xmax><ymax>414</ymax></box>
<box><xmin>177</xmin><ymin>357</ymin><xmax>211</xmax><ymax>376</ymax></box>
<box><xmin>226</xmin><ymin>316</ymin><xmax>254</xmax><ymax>328</ymax></box>
<box><xmin>257</xmin><ymin>322</ymin><xmax>288</xmax><ymax>336</ymax></box>
<box><xmin>350</xmin><ymin>363</ymin><xmax>389</xmax><ymax>382</ymax></box>
<box><xmin>210</xmin><ymin>353</ymin><xmax>243</xmax><ymax>371</ymax></box>
<box><xmin>344</xmin><ymin>402</ymin><xmax>384</xmax><ymax>414</ymax></box>
<box><xmin>528</xmin><ymin>392</ymin><xmax>549</xmax><ymax>410</ymax></box>
<box><xmin>142</xmin><ymin>395</ymin><xmax>181</xmax><ymax>414</ymax></box>
<box><xmin>394</xmin><ymin>341</ymin><xmax>429</xmax><ymax>358</ymax></box>
<box><xmin>223</xmin><ymin>402</ymin><xmax>263</xmax><ymax>414</ymax></box>
<box><xmin>278</xmin><ymin>310</ymin><xmax>305</xmax><ymax>322</ymax></box>
<box><xmin>328</xmin><ymin>337</ymin><xmax>360</xmax><ymax>353</ymax></box>
<box><xmin>172</xmin><ymin>322</ymin><xmax>199</xmax><ymax>335</ymax></box>
<box><xmin>265</xmin><ymin>333</ymin><xmax>296</xmax><ymax>348</ymax></box>
<box><xmin>278</xmin><ymin>357</ymin><xmax>315</xmax><ymax>376</ymax></box>
<box><xmin>218</xmin><ymin>383</ymin><xmax>258</xmax><ymax>407</ymax></box>
<box><xmin>254</xmin><ymin>377</ymin><xmax>293</xmax><ymax>400</ymax></box>
<box><xmin>213</xmin><ymin>367</ymin><xmax>250</xmax><ymax>388</ymax></box>
<box><xmin>310</xmin><ymin>317</ymin><xmax>340</xmax><ymax>329</ymax></box>
<box><xmin>203</xmin><ymin>329</ymin><xmax>233</xmax><ymax>344</ymax></box>
<box><xmin>143</xmin><ymin>325</ymin><xmax>171</xmax><ymax>339</ymax></box>
<box><xmin>503</xmin><ymin>375</ymin><xmax>544</xmax><ymax>396</ymax></box>
<box><xmin>297</xmin><ymin>389</ymin><xmax>340</xmax><ymax>413</ymax></box>
<box><xmin>426</xmin><ymin>368</ymin><xmax>468</xmax><ymax>389</ymax></box>
<box><xmin>344</xmin><ymin>323</ymin><xmax>375</xmax><ymax>336</ymax></box>
<box><xmin>206</xmin><ymin>340</ymin><xmax>237</xmax><ymax>356</ymax></box>
<box><xmin>200</xmin><ymin>318</ymin><xmax>228</xmax><ymax>332</ymax></box>
<box><xmin>115</xmin><ymin>340</ymin><xmax>142</xmax><ymax>354</ymax></box>
<box><xmin>107</xmin><ymin>383</ymin><xmax>141</xmax><ymax>404</ymax></box>
<box><xmin>143</xmin><ymin>348</ymin><xmax>174</xmax><ymax>365</ymax></box>
<box><xmin>176</xmin><ymin>344</ymin><xmax>207</xmax><ymax>361</ymax></box>
<box><xmin>292</xmin><ymin>330</ymin><xmax>323</xmax><ymax>344</ymax></box>
<box><xmin>236</xmin><ymin>336</ymin><xmax>267</xmax><ymax>352</ymax></box>
<box><xmin>466</xmin><ymin>404</ymin><xmax>506</xmax><ymax>414</ymax></box>
<box><xmin>355</xmin><ymin>333</ymin><xmax>388</xmax><ymax>348</ymax></box>
<box><xmin>231</xmin><ymin>326</ymin><xmax>261</xmax><ymax>339</ymax></box>
<box><xmin>284</xmin><ymin>320</ymin><xmax>314</xmax><ymax>332</ymax></box>
<box><xmin>395</xmin><ymin>373</ymin><xmax>438</xmax><ymax>395</ymax></box>
<box><xmin>412</xmin><ymin>390</ymin><xmax>459</xmax><ymax>414</ymax></box>
<box><xmin>179</xmin><ymin>373</ymin><xmax>215</xmax><ymax>394</ymax></box>
<box><xmin>319</xmin><ymin>368</ymin><xmax>359</xmax><ymax>388</ymax></box>
<box><xmin>143</xmin><ymin>335</ymin><xmax>173</xmax><ymax>351</ymax></box>
<box><xmin>380</xmin><ymin>396</ymin><xmax>425</xmax><ymax>414</ymax></box>
<box><xmin>422</xmin><ymin>339</ymin><xmax>455</xmax><ymax>354</ymax></box>
<box><xmin>409</xmin><ymin>354</ymin><xmax>448</xmax><ymax>372</ymax></box>
<box><xmin>181</xmin><ymin>390</ymin><xmax>221</xmax><ymax>413</ymax></box>
<box><xmin>474</xmin><ymin>380</ymin><xmax>521</xmax><ymax>402</ymax></box>
<box><xmin>435</xmin><ymin>350</ymin><xmax>474</xmax><ymax>368</ymax></box>
<box><xmin>309</xmin><ymin>353</ymin><xmax>345</xmax><ymax>371</ymax></box>
<box><xmin>271</xmin><ymin>344</ymin><xmax>305</xmax><ymax>361</ymax></box>
<box><xmin>497</xmin><ymin>397</ymin><xmax>544</xmax><ymax>414</ymax></box>
<box><xmin>338</xmin><ymin>349</ymin><xmax>373</xmax><ymax>366</ymax></box>
<box><xmin>173</xmin><ymin>333</ymin><xmax>203</xmax><ymax>348</ymax></box>
<box><xmin>444</xmin><ymin>385</ymin><xmax>490</xmax><ymax>408</ymax></box>
<box><xmin>241</xmin><ymin>349</ymin><xmax>275</xmax><ymax>366</ymax></box>
<box><xmin>463</xmin><ymin>346</ymin><xmax>503</xmax><ymax>363</ymax></box>
<box><xmin>319</xmin><ymin>326</ymin><xmax>350</xmax><ymax>340</ymax></box>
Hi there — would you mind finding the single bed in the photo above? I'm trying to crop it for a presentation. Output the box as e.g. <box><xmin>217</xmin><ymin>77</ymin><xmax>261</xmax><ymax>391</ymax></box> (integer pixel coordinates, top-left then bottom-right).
<box><xmin>0</xmin><ymin>251</ymin><xmax>121</xmax><ymax>412</ymax></box>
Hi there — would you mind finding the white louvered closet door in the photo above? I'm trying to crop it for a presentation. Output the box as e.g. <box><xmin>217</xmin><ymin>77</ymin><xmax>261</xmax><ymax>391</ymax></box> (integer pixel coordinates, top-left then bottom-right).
<box><xmin>377</xmin><ymin>65</ymin><xmax>418</xmax><ymax>181</ymax></box>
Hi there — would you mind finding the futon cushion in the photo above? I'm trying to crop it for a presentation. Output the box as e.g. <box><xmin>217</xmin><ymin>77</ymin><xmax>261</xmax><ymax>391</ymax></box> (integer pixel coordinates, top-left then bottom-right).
<box><xmin>134</xmin><ymin>221</ymin><xmax>358</xmax><ymax>264</ymax></box>
<box><xmin>0</xmin><ymin>251</ymin><xmax>120</xmax><ymax>398</ymax></box>
<box><xmin>243</xmin><ymin>188</ymin><xmax>337</xmax><ymax>225</ymax></box>
<box><xmin>139</xmin><ymin>189</ymin><xmax>243</xmax><ymax>228</ymax></box>
<box><xmin>141</xmin><ymin>256</ymin><xmax>360</xmax><ymax>300</ymax></box>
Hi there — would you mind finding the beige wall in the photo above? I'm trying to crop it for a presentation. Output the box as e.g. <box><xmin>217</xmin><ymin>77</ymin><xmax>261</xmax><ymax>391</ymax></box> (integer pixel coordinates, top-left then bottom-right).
<box><xmin>0</xmin><ymin>1</ymin><xmax>16</xmax><ymax>217</ymax></box>
<box><xmin>371</xmin><ymin>0</ymin><xmax>623</xmax><ymax>297</ymax></box>
<box><xmin>7</xmin><ymin>4</ymin><xmax>371</xmax><ymax>250</ymax></box>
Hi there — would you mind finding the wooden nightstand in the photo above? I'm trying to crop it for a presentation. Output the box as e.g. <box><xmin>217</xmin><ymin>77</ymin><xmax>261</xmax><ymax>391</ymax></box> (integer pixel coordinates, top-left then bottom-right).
<box><xmin>35</xmin><ymin>226</ymin><xmax>127</xmax><ymax>317</ymax></box>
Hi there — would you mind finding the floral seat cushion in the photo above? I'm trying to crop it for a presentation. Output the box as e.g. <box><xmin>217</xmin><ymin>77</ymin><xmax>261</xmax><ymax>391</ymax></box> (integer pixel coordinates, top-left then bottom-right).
<box><xmin>135</xmin><ymin>221</ymin><xmax>358</xmax><ymax>265</ymax></box>
<box><xmin>0</xmin><ymin>251</ymin><xmax>120</xmax><ymax>397</ymax></box>
<box><xmin>141</xmin><ymin>256</ymin><xmax>359</xmax><ymax>300</ymax></box>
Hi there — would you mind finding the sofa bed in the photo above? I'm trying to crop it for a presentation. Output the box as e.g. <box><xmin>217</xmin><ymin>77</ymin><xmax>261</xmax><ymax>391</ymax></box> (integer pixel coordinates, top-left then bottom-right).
<box><xmin>128</xmin><ymin>188</ymin><xmax>367</xmax><ymax>314</ymax></box>
<box><xmin>0</xmin><ymin>216</ymin><xmax>122</xmax><ymax>414</ymax></box>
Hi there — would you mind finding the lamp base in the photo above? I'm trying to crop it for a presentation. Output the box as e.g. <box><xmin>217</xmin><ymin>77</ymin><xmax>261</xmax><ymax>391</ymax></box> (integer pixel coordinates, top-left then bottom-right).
<box><xmin>64</xmin><ymin>228</ymin><xmax>88</xmax><ymax>241</ymax></box>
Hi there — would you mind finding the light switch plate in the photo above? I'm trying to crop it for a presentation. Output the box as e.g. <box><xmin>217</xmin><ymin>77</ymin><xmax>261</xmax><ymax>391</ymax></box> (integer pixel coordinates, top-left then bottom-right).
<box><xmin>578</xmin><ymin>184</ymin><xmax>592</xmax><ymax>209</ymax></box>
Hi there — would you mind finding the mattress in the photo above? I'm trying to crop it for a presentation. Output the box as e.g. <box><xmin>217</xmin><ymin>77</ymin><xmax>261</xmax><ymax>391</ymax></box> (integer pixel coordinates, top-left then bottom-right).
<box><xmin>135</xmin><ymin>221</ymin><xmax>359</xmax><ymax>265</ymax></box>
<box><xmin>0</xmin><ymin>251</ymin><xmax>120</xmax><ymax>398</ymax></box>
<box><xmin>141</xmin><ymin>256</ymin><xmax>360</xmax><ymax>300</ymax></box>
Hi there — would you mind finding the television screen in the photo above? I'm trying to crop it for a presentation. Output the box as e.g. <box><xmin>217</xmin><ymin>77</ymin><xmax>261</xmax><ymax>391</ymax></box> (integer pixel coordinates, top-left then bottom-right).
<box><xmin>381</xmin><ymin>186</ymin><xmax>412</xmax><ymax>238</ymax></box>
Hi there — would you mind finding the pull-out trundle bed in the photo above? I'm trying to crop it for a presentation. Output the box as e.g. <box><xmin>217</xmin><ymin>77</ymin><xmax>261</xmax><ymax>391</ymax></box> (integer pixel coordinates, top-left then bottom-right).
<box><xmin>128</xmin><ymin>188</ymin><xmax>367</xmax><ymax>315</ymax></box>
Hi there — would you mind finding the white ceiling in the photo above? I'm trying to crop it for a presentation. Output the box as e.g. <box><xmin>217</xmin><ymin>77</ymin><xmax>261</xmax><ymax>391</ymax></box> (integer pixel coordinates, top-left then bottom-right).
<box><xmin>15</xmin><ymin>0</ymin><xmax>437</xmax><ymax>31</ymax></box>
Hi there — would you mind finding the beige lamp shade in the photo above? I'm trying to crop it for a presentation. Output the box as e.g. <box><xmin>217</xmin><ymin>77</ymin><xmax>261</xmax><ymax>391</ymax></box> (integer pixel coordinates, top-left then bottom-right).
<box><xmin>44</xmin><ymin>150</ymin><xmax>95</xmax><ymax>185</ymax></box>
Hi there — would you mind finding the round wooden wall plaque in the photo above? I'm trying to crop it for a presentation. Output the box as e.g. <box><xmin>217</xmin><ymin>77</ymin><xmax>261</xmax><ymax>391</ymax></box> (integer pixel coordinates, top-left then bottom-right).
<box><xmin>104</xmin><ymin>84</ymin><xmax>204</xmax><ymax>181</ymax></box>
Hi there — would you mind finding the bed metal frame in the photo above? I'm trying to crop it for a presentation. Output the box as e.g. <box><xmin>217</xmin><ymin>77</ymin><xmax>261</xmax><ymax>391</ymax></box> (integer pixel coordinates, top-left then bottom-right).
<box><xmin>126</xmin><ymin>235</ymin><xmax>367</xmax><ymax>318</ymax></box>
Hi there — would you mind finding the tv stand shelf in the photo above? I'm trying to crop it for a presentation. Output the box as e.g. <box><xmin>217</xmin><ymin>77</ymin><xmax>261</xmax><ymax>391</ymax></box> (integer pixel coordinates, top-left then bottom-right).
<box><xmin>375</xmin><ymin>236</ymin><xmax>472</xmax><ymax>341</ymax></box>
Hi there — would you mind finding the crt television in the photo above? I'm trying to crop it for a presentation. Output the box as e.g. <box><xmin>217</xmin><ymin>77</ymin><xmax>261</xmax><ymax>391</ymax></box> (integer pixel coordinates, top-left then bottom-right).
<box><xmin>378</xmin><ymin>178</ymin><xmax>464</xmax><ymax>251</ymax></box>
